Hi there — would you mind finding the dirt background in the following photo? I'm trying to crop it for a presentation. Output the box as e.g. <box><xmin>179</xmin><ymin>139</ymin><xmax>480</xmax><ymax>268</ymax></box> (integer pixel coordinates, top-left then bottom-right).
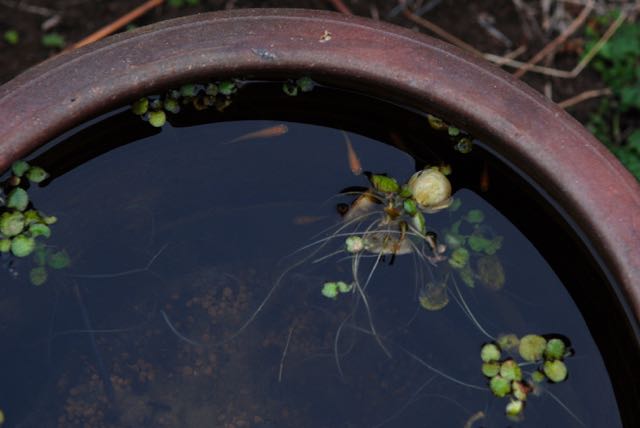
<box><xmin>0</xmin><ymin>0</ymin><xmax>613</xmax><ymax>123</ymax></box>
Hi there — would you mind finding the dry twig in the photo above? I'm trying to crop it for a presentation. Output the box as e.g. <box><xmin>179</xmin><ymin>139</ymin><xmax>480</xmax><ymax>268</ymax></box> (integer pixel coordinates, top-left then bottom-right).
<box><xmin>403</xmin><ymin>10</ymin><xmax>484</xmax><ymax>57</ymax></box>
<box><xmin>69</xmin><ymin>0</ymin><xmax>164</xmax><ymax>50</ymax></box>
<box><xmin>557</xmin><ymin>87</ymin><xmax>613</xmax><ymax>109</ymax></box>
<box><xmin>327</xmin><ymin>0</ymin><xmax>353</xmax><ymax>15</ymax></box>
<box><xmin>513</xmin><ymin>0</ymin><xmax>594</xmax><ymax>78</ymax></box>
<box><xmin>485</xmin><ymin>10</ymin><xmax>627</xmax><ymax>78</ymax></box>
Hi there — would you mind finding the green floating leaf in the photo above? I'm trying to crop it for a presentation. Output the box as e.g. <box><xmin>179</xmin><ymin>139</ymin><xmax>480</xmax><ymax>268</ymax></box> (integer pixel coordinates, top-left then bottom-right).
<box><xmin>476</xmin><ymin>255</ymin><xmax>505</xmax><ymax>291</ymax></box>
<box><xmin>500</xmin><ymin>359</ymin><xmax>522</xmax><ymax>381</ymax></box>
<box><xmin>321</xmin><ymin>282</ymin><xmax>338</xmax><ymax>299</ymax></box>
<box><xmin>11</xmin><ymin>160</ymin><xmax>30</xmax><ymax>177</ymax></box>
<box><xmin>480</xmin><ymin>343</ymin><xmax>501</xmax><ymax>363</ymax></box>
<box><xmin>34</xmin><ymin>246</ymin><xmax>48</xmax><ymax>266</ymax></box>
<box><xmin>0</xmin><ymin>211</ymin><xmax>25</xmax><ymax>237</ymax></box>
<box><xmin>148</xmin><ymin>110</ymin><xmax>166</xmax><ymax>128</ymax></box>
<box><xmin>131</xmin><ymin>98</ymin><xmax>149</xmax><ymax>115</ymax></box>
<box><xmin>468</xmin><ymin>234</ymin><xmax>492</xmax><ymax>252</ymax></box>
<box><xmin>0</xmin><ymin>239</ymin><xmax>11</xmax><ymax>253</ymax></box>
<box><xmin>459</xmin><ymin>265</ymin><xmax>475</xmax><ymax>288</ymax></box>
<box><xmin>497</xmin><ymin>334</ymin><xmax>519</xmax><ymax>351</ymax></box>
<box><xmin>505</xmin><ymin>399</ymin><xmax>524</xmax><ymax>419</ymax></box>
<box><xmin>544</xmin><ymin>338</ymin><xmax>566</xmax><ymax>360</ymax></box>
<box><xmin>296</xmin><ymin>77</ymin><xmax>314</xmax><ymax>92</ymax></box>
<box><xmin>543</xmin><ymin>360</ymin><xmax>568</xmax><ymax>382</ymax></box>
<box><xmin>48</xmin><ymin>250</ymin><xmax>71</xmax><ymax>269</ymax></box>
<box><xmin>530</xmin><ymin>370</ymin><xmax>545</xmax><ymax>383</ymax></box>
<box><xmin>7</xmin><ymin>188</ymin><xmax>29</xmax><ymax>211</ymax></box>
<box><xmin>30</xmin><ymin>267</ymin><xmax>48</xmax><ymax>286</ymax></box>
<box><xmin>512</xmin><ymin>381</ymin><xmax>529</xmax><ymax>401</ymax></box>
<box><xmin>427</xmin><ymin>114</ymin><xmax>447</xmax><ymax>131</ymax></box>
<box><xmin>419</xmin><ymin>281</ymin><xmax>449</xmax><ymax>311</ymax></box>
<box><xmin>448</xmin><ymin>247</ymin><xmax>469</xmax><ymax>269</ymax></box>
<box><xmin>448</xmin><ymin>198</ymin><xmax>462</xmax><ymax>212</ymax></box>
<box><xmin>447</xmin><ymin>126</ymin><xmax>460</xmax><ymax>137</ymax></box>
<box><xmin>42</xmin><ymin>215</ymin><xmax>58</xmax><ymax>225</ymax></box>
<box><xmin>26</xmin><ymin>166</ymin><xmax>49</xmax><ymax>183</ymax></box>
<box><xmin>455</xmin><ymin>137</ymin><xmax>473</xmax><ymax>154</ymax></box>
<box><xmin>29</xmin><ymin>223</ymin><xmax>51</xmax><ymax>239</ymax></box>
<box><xmin>282</xmin><ymin>82</ymin><xmax>298</xmax><ymax>96</ymax></box>
<box><xmin>482</xmin><ymin>362</ymin><xmax>500</xmax><ymax>377</ymax></box>
<box><xmin>218</xmin><ymin>81</ymin><xmax>237</xmax><ymax>96</ymax></box>
<box><xmin>11</xmin><ymin>234</ymin><xmax>35</xmax><ymax>257</ymax></box>
<box><xmin>412</xmin><ymin>211</ymin><xmax>426</xmax><ymax>235</ymax></box>
<box><xmin>345</xmin><ymin>236</ymin><xmax>364</xmax><ymax>253</ymax></box>
<box><xmin>336</xmin><ymin>281</ymin><xmax>352</xmax><ymax>293</ymax></box>
<box><xmin>465</xmin><ymin>209</ymin><xmax>485</xmax><ymax>223</ymax></box>
<box><xmin>519</xmin><ymin>335</ymin><xmax>547</xmax><ymax>362</ymax></box>
<box><xmin>163</xmin><ymin>98</ymin><xmax>180</xmax><ymax>114</ymax></box>
<box><xmin>180</xmin><ymin>84</ymin><xmax>197</xmax><ymax>97</ymax></box>
<box><xmin>370</xmin><ymin>175</ymin><xmax>399</xmax><ymax>193</ymax></box>
<box><xmin>490</xmin><ymin>375</ymin><xmax>511</xmax><ymax>398</ymax></box>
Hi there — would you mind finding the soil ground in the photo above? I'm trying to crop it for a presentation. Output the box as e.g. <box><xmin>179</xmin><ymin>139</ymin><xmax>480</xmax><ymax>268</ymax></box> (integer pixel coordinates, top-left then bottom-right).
<box><xmin>0</xmin><ymin>0</ymin><xmax>611</xmax><ymax>124</ymax></box>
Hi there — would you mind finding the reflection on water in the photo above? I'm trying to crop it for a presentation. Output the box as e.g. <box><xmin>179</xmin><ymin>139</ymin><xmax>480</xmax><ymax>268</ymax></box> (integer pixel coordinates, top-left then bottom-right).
<box><xmin>0</xmin><ymin>111</ymin><xmax>625</xmax><ymax>427</ymax></box>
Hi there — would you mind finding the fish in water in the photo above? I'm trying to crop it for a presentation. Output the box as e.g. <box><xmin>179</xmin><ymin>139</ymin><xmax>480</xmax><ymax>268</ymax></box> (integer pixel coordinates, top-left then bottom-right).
<box><xmin>342</xmin><ymin>131</ymin><xmax>363</xmax><ymax>175</ymax></box>
<box><xmin>224</xmin><ymin>124</ymin><xmax>288</xmax><ymax>144</ymax></box>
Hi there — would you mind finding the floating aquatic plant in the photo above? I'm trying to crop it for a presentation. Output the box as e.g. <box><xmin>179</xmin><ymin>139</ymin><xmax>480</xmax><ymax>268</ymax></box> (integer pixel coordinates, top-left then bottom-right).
<box><xmin>0</xmin><ymin>160</ymin><xmax>68</xmax><ymax>285</ymax></box>
<box><xmin>427</xmin><ymin>113</ymin><xmax>474</xmax><ymax>153</ymax></box>
<box><xmin>480</xmin><ymin>334</ymin><xmax>573</xmax><ymax>420</ymax></box>
<box><xmin>131</xmin><ymin>79</ymin><xmax>242</xmax><ymax>127</ymax></box>
<box><xmin>282</xmin><ymin>76</ymin><xmax>315</xmax><ymax>96</ymax></box>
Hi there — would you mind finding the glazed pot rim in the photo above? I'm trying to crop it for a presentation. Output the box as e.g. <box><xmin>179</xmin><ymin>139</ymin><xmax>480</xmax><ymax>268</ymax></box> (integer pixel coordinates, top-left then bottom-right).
<box><xmin>1</xmin><ymin>8</ymin><xmax>639</xmax><ymax>325</ymax></box>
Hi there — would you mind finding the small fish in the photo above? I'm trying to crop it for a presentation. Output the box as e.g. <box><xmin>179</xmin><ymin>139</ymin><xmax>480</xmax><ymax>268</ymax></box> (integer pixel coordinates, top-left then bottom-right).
<box><xmin>480</xmin><ymin>162</ymin><xmax>490</xmax><ymax>192</ymax></box>
<box><xmin>224</xmin><ymin>124</ymin><xmax>288</xmax><ymax>144</ymax></box>
<box><xmin>342</xmin><ymin>131</ymin><xmax>363</xmax><ymax>175</ymax></box>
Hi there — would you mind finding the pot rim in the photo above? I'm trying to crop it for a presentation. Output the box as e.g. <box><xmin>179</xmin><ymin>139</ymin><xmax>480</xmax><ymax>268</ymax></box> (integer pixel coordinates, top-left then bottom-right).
<box><xmin>1</xmin><ymin>8</ymin><xmax>639</xmax><ymax>322</ymax></box>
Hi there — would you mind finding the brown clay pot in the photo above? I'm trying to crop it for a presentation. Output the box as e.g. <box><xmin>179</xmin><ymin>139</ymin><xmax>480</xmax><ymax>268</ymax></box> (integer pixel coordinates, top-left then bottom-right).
<box><xmin>1</xmin><ymin>8</ymin><xmax>639</xmax><ymax>421</ymax></box>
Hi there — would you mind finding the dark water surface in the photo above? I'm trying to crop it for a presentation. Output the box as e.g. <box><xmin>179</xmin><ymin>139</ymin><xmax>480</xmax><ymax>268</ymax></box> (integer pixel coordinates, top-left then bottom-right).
<box><xmin>0</xmin><ymin>83</ymin><xmax>636</xmax><ymax>427</ymax></box>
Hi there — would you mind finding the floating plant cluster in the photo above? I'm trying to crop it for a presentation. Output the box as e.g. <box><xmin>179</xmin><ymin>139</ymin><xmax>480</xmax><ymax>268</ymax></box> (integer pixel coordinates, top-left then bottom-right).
<box><xmin>427</xmin><ymin>113</ymin><xmax>474</xmax><ymax>154</ymax></box>
<box><xmin>321</xmin><ymin>165</ymin><xmax>453</xmax><ymax>301</ymax></box>
<box><xmin>481</xmin><ymin>334</ymin><xmax>572</xmax><ymax>420</ymax></box>
<box><xmin>131</xmin><ymin>80</ymin><xmax>239</xmax><ymax>127</ymax></box>
<box><xmin>0</xmin><ymin>160</ymin><xmax>69</xmax><ymax>285</ymax></box>
<box><xmin>131</xmin><ymin>77</ymin><xmax>315</xmax><ymax>127</ymax></box>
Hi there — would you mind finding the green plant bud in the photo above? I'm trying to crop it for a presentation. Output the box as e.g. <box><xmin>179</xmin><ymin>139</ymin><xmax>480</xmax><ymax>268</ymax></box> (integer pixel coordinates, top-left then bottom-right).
<box><xmin>544</xmin><ymin>338</ymin><xmax>566</xmax><ymax>360</ymax></box>
<box><xmin>11</xmin><ymin>234</ymin><xmax>35</xmax><ymax>257</ymax></box>
<box><xmin>500</xmin><ymin>359</ymin><xmax>522</xmax><ymax>381</ymax></box>
<box><xmin>482</xmin><ymin>362</ymin><xmax>500</xmax><ymax>377</ymax></box>
<box><xmin>131</xmin><ymin>98</ymin><xmax>149</xmax><ymax>115</ymax></box>
<box><xmin>519</xmin><ymin>335</ymin><xmax>547</xmax><ymax>362</ymax></box>
<box><xmin>7</xmin><ymin>188</ymin><xmax>29</xmax><ymax>211</ymax></box>
<box><xmin>26</xmin><ymin>166</ymin><xmax>49</xmax><ymax>183</ymax></box>
<box><xmin>148</xmin><ymin>110</ymin><xmax>166</xmax><ymax>128</ymax></box>
<box><xmin>370</xmin><ymin>175</ymin><xmax>400</xmax><ymax>193</ymax></box>
<box><xmin>448</xmin><ymin>247</ymin><xmax>469</xmax><ymax>269</ymax></box>
<box><xmin>480</xmin><ymin>343</ymin><xmax>501</xmax><ymax>362</ymax></box>
<box><xmin>1</xmin><ymin>211</ymin><xmax>25</xmax><ymax>237</ymax></box>
<box><xmin>11</xmin><ymin>160</ymin><xmax>30</xmax><ymax>177</ymax></box>
<box><xmin>543</xmin><ymin>360</ymin><xmax>568</xmax><ymax>383</ymax></box>
<box><xmin>30</xmin><ymin>267</ymin><xmax>48</xmax><ymax>286</ymax></box>
<box><xmin>490</xmin><ymin>375</ymin><xmax>511</xmax><ymax>397</ymax></box>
